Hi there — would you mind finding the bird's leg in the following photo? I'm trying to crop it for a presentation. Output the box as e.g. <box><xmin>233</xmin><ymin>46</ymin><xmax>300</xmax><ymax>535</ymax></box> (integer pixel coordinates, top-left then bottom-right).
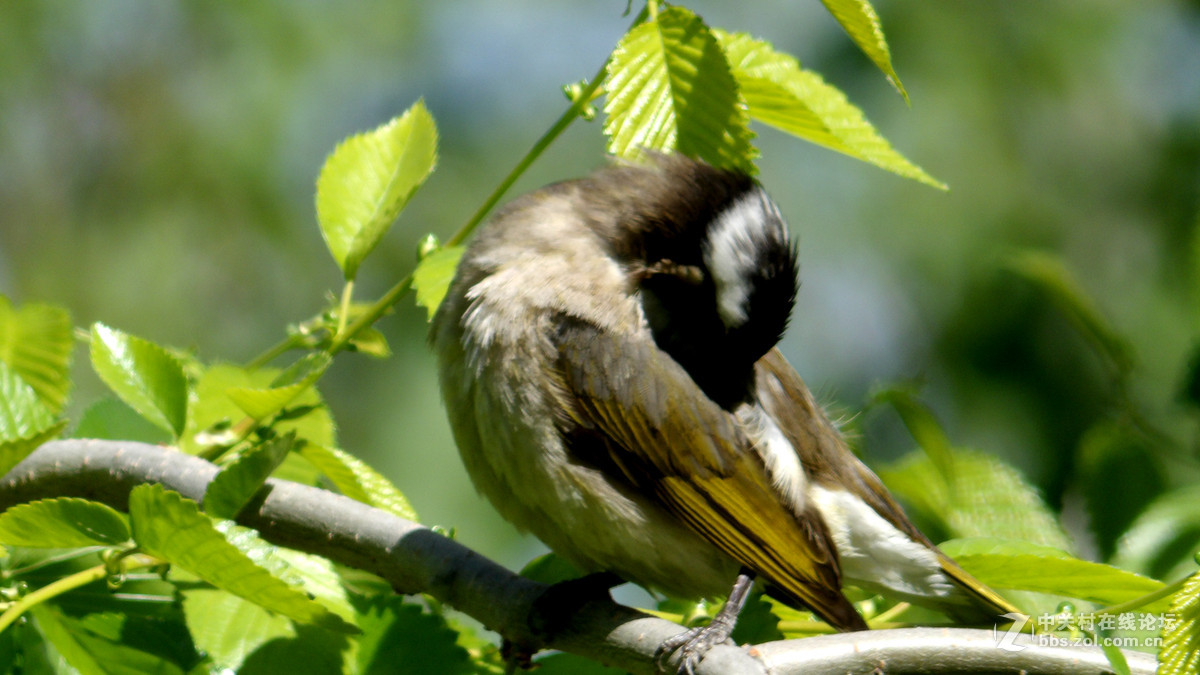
<box><xmin>656</xmin><ymin>569</ymin><xmax>756</xmax><ymax>675</ymax></box>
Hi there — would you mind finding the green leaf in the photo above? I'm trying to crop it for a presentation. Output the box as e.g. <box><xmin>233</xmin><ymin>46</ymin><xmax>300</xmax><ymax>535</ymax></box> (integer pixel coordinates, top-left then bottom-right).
<box><xmin>317</xmin><ymin>99</ymin><xmax>439</xmax><ymax>280</ymax></box>
<box><xmin>413</xmin><ymin>246</ymin><xmax>465</xmax><ymax>321</ymax></box>
<box><xmin>1112</xmin><ymin>484</ymin><xmax>1200</xmax><ymax>582</ymax></box>
<box><xmin>0</xmin><ymin>297</ymin><xmax>73</xmax><ymax>414</ymax></box>
<box><xmin>225</xmin><ymin>353</ymin><xmax>331</xmax><ymax>422</ymax></box>
<box><xmin>182</xmin><ymin>364</ymin><xmax>336</xmax><ymax>455</ymax></box>
<box><xmin>89</xmin><ymin>323</ymin><xmax>187</xmax><ymax>438</ymax></box>
<box><xmin>519</xmin><ymin>553</ymin><xmax>583</xmax><ymax>586</ymax></box>
<box><xmin>534</xmin><ymin>653</ymin><xmax>626</xmax><ymax>675</ymax></box>
<box><xmin>204</xmin><ymin>434</ymin><xmax>295</xmax><ymax>519</ymax></box>
<box><xmin>819</xmin><ymin>0</ymin><xmax>907</xmax><ymax>101</ymax></box>
<box><xmin>30</xmin><ymin>605</ymin><xmax>186</xmax><ymax>675</ymax></box>
<box><xmin>178</xmin><ymin>573</ymin><xmax>295</xmax><ymax>672</ymax></box>
<box><xmin>72</xmin><ymin>397</ymin><xmax>171</xmax><ymax>444</ymax></box>
<box><xmin>870</xmin><ymin>386</ymin><xmax>955</xmax><ymax>484</ymax></box>
<box><xmin>1004</xmin><ymin>251</ymin><xmax>1134</xmax><ymax>376</ymax></box>
<box><xmin>0</xmin><ymin>498</ymin><xmax>130</xmax><ymax>547</ymax></box>
<box><xmin>0</xmin><ymin>357</ymin><xmax>59</xmax><ymax>450</ymax></box>
<box><xmin>1160</xmin><ymin>570</ymin><xmax>1200</xmax><ymax>675</ymax></box>
<box><xmin>0</xmin><ymin>420</ymin><xmax>67</xmax><ymax>478</ymax></box>
<box><xmin>714</xmin><ymin>30</ymin><xmax>944</xmax><ymax>189</ymax></box>
<box><xmin>29</xmin><ymin>604</ymin><xmax>106</xmax><ymax>675</ymax></box>
<box><xmin>879</xmin><ymin>447</ymin><xmax>1073</xmax><ymax>551</ymax></box>
<box><xmin>939</xmin><ymin>538</ymin><xmax>1168</xmax><ymax>610</ymax></box>
<box><xmin>1075</xmin><ymin>420</ymin><xmax>1163</xmax><ymax>559</ymax></box>
<box><xmin>604</xmin><ymin>6</ymin><xmax>757</xmax><ymax>173</ymax></box>
<box><xmin>730</xmin><ymin>591</ymin><xmax>784</xmax><ymax>645</ymax></box>
<box><xmin>128</xmin><ymin>484</ymin><xmax>357</xmax><ymax>633</ymax></box>
<box><xmin>347</xmin><ymin>327</ymin><xmax>391</xmax><ymax>359</ymax></box>
<box><xmin>352</xmin><ymin>598</ymin><xmax>474</xmax><ymax>675</ymax></box>
<box><xmin>300</xmin><ymin>444</ymin><xmax>418</xmax><ymax>521</ymax></box>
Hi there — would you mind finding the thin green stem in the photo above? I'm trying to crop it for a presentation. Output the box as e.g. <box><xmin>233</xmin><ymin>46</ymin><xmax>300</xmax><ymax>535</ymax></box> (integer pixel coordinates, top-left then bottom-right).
<box><xmin>446</xmin><ymin>61</ymin><xmax>612</xmax><ymax>248</ymax></box>
<box><xmin>0</xmin><ymin>554</ymin><xmax>158</xmax><ymax>633</ymax></box>
<box><xmin>246</xmin><ymin>332</ymin><xmax>306</xmax><ymax>371</ymax></box>
<box><xmin>327</xmin><ymin>274</ymin><xmax>413</xmax><ymax>355</ymax></box>
<box><xmin>336</xmin><ymin>280</ymin><xmax>355</xmax><ymax>337</ymax></box>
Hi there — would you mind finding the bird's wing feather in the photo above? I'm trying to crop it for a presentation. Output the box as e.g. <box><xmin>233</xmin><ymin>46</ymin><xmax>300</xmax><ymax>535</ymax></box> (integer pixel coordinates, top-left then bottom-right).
<box><xmin>754</xmin><ymin>348</ymin><xmax>1018</xmax><ymax>619</ymax></box>
<box><xmin>551</xmin><ymin>315</ymin><xmax>866</xmax><ymax>630</ymax></box>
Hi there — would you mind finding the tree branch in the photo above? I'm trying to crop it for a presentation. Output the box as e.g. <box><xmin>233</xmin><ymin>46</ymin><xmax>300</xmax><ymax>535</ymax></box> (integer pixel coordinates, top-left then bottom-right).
<box><xmin>0</xmin><ymin>440</ymin><xmax>1157</xmax><ymax>675</ymax></box>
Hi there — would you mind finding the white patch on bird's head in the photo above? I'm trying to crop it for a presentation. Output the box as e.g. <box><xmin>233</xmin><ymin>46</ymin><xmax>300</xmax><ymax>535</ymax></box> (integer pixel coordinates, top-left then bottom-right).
<box><xmin>702</xmin><ymin>188</ymin><xmax>789</xmax><ymax>330</ymax></box>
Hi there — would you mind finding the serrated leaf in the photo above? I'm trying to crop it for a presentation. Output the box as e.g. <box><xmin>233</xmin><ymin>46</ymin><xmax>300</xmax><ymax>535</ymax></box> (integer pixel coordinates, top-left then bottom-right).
<box><xmin>353</xmin><ymin>597</ymin><xmax>474</xmax><ymax>675</ymax></box>
<box><xmin>72</xmin><ymin>397</ymin><xmax>171</xmax><ymax>444</ymax></box>
<box><xmin>0</xmin><ymin>420</ymin><xmax>67</xmax><ymax>477</ymax></box>
<box><xmin>604</xmin><ymin>6</ymin><xmax>757</xmax><ymax>173</ymax></box>
<box><xmin>0</xmin><ymin>359</ymin><xmax>58</xmax><ymax>445</ymax></box>
<box><xmin>879</xmin><ymin>447</ymin><xmax>1073</xmax><ymax>551</ymax></box>
<box><xmin>939</xmin><ymin>538</ymin><xmax>1168</xmax><ymax>610</ymax></box>
<box><xmin>819</xmin><ymin>0</ymin><xmax>907</xmax><ymax>101</ymax></box>
<box><xmin>715</xmin><ymin>30</ymin><xmax>944</xmax><ymax>189</ymax></box>
<box><xmin>413</xmin><ymin>246</ymin><xmax>464</xmax><ymax>321</ymax></box>
<box><xmin>183</xmin><ymin>364</ymin><xmax>335</xmax><ymax>455</ymax></box>
<box><xmin>128</xmin><ymin>484</ymin><xmax>357</xmax><ymax>633</ymax></box>
<box><xmin>226</xmin><ymin>353</ymin><xmax>331</xmax><ymax>422</ymax></box>
<box><xmin>317</xmin><ymin>100</ymin><xmax>439</xmax><ymax>280</ymax></box>
<box><xmin>0</xmin><ymin>498</ymin><xmax>130</xmax><ymax>547</ymax></box>
<box><xmin>30</xmin><ymin>605</ymin><xmax>186</xmax><ymax>675</ymax></box>
<box><xmin>300</xmin><ymin>444</ymin><xmax>417</xmax><ymax>521</ymax></box>
<box><xmin>89</xmin><ymin>323</ymin><xmax>187</xmax><ymax>438</ymax></box>
<box><xmin>29</xmin><ymin>605</ymin><xmax>107</xmax><ymax>675</ymax></box>
<box><xmin>178</xmin><ymin>572</ymin><xmax>294</xmax><ymax>672</ymax></box>
<box><xmin>204</xmin><ymin>434</ymin><xmax>295</xmax><ymax>519</ymax></box>
<box><xmin>1005</xmin><ymin>251</ymin><xmax>1134</xmax><ymax>376</ymax></box>
<box><xmin>1160</xmin><ymin>570</ymin><xmax>1200</xmax><ymax>675</ymax></box>
<box><xmin>0</xmin><ymin>297</ymin><xmax>73</xmax><ymax>414</ymax></box>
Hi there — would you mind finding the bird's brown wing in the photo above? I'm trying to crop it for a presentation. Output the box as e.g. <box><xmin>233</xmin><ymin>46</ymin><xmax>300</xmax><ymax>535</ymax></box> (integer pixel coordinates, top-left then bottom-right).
<box><xmin>551</xmin><ymin>315</ymin><xmax>866</xmax><ymax>630</ymax></box>
<box><xmin>753</xmin><ymin>348</ymin><xmax>1018</xmax><ymax>620</ymax></box>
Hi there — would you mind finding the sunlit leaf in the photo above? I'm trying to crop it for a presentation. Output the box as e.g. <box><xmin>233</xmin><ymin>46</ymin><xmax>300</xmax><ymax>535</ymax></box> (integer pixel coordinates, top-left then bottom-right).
<box><xmin>413</xmin><ymin>246</ymin><xmax>464</xmax><ymax>321</ymax></box>
<box><xmin>300</xmin><ymin>444</ymin><xmax>418</xmax><ymax>521</ymax></box>
<box><xmin>0</xmin><ymin>297</ymin><xmax>73</xmax><ymax>414</ymax></box>
<box><xmin>182</xmin><ymin>364</ymin><xmax>335</xmax><ymax>456</ymax></box>
<box><xmin>225</xmin><ymin>352</ymin><xmax>331</xmax><ymax>422</ymax></box>
<box><xmin>940</xmin><ymin>538</ymin><xmax>1168</xmax><ymax>610</ymax></box>
<box><xmin>0</xmin><ymin>498</ymin><xmax>130</xmax><ymax>547</ymax></box>
<box><xmin>317</xmin><ymin>100</ymin><xmax>439</xmax><ymax>280</ymax></box>
<box><xmin>1160</xmin><ymin>569</ymin><xmax>1200</xmax><ymax>675</ymax></box>
<box><xmin>819</xmin><ymin>0</ymin><xmax>907</xmax><ymax>101</ymax></box>
<box><xmin>128</xmin><ymin>484</ymin><xmax>357</xmax><ymax>633</ymax></box>
<box><xmin>72</xmin><ymin>397</ymin><xmax>171</xmax><ymax>444</ymax></box>
<box><xmin>880</xmin><ymin>447</ymin><xmax>1072</xmax><ymax>551</ymax></box>
<box><xmin>0</xmin><ymin>360</ymin><xmax>64</xmax><ymax>475</ymax></box>
<box><xmin>203</xmin><ymin>434</ymin><xmax>295</xmax><ymax>519</ymax></box>
<box><xmin>604</xmin><ymin>6</ymin><xmax>756</xmax><ymax>173</ymax></box>
<box><xmin>715</xmin><ymin>30</ymin><xmax>944</xmax><ymax>188</ymax></box>
<box><xmin>89</xmin><ymin>323</ymin><xmax>187</xmax><ymax>438</ymax></box>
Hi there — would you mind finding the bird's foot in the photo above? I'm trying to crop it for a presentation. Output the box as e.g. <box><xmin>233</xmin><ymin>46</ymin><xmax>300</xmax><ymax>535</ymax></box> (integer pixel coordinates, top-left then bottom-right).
<box><xmin>654</xmin><ymin>618</ymin><xmax>737</xmax><ymax>675</ymax></box>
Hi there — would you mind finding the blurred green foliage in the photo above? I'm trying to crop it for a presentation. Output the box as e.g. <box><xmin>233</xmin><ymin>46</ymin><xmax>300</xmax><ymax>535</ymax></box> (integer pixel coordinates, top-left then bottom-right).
<box><xmin>1</xmin><ymin>0</ymin><xmax>1198</xmax><ymax>607</ymax></box>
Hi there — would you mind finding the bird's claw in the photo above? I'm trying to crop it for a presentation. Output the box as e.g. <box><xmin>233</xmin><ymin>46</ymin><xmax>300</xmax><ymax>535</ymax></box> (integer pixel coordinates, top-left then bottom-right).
<box><xmin>654</xmin><ymin>623</ymin><xmax>736</xmax><ymax>675</ymax></box>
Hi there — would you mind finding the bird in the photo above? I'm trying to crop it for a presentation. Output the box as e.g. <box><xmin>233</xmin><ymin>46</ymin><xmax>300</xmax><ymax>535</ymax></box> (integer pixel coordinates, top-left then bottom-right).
<box><xmin>430</xmin><ymin>153</ymin><xmax>1016</xmax><ymax>673</ymax></box>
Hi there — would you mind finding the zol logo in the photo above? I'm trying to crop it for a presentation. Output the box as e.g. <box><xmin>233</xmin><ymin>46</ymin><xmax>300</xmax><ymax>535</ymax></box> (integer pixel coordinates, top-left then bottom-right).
<box><xmin>993</xmin><ymin>612</ymin><xmax>1031</xmax><ymax>652</ymax></box>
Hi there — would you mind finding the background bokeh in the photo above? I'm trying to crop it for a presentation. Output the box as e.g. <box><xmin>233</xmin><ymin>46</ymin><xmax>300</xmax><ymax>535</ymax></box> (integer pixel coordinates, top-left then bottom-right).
<box><xmin>2</xmin><ymin>1</ymin><xmax>1198</xmax><ymax>576</ymax></box>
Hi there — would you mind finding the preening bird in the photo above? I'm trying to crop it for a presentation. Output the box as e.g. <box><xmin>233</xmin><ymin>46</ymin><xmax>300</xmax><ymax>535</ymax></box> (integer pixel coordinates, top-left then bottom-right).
<box><xmin>431</xmin><ymin>154</ymin><xmax>1016</xmax><ymax>672</ymax></box>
